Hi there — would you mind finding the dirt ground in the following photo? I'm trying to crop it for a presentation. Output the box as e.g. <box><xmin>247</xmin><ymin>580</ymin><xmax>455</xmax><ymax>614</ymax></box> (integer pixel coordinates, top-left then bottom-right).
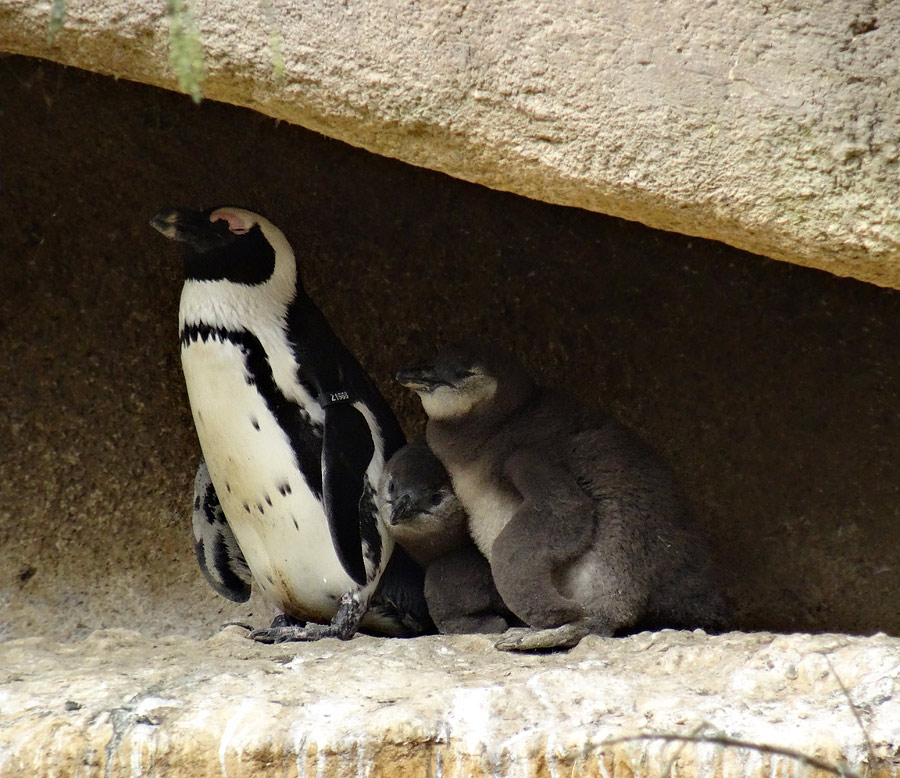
<box><xmin>1</xmin><ymin>54</ymin><xmax>899</xmax><ymax>642</ymax></box>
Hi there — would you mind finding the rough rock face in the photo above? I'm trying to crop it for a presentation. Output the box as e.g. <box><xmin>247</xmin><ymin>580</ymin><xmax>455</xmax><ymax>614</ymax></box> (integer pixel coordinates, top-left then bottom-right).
<box><xmin>0</xmin><ymin>1</ymin><xmax>898</xmax><ymax>287</ymax></box>
<box><xmin>1</xmin><ymin>628</ymin><xmax>898</xmax><ymax>777</ymax></box>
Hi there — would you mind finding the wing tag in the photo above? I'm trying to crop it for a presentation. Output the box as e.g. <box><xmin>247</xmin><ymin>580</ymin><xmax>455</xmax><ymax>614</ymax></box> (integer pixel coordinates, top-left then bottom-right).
<box><xmin>320</xmin><ymin>390</ymin><xmax>352</xmax><ymax>406</ymax></box>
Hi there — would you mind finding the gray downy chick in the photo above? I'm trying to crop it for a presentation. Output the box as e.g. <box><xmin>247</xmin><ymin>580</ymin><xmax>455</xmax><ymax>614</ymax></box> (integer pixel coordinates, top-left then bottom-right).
<box><xmin>378</xmin><ymin>440</ymin><xmax>522</xmax><ymax>634</ymax></box>
<box><xmin>397</xmin><ymin>342</ymin><xmax>729</xmax><ymax>652</ymax></box>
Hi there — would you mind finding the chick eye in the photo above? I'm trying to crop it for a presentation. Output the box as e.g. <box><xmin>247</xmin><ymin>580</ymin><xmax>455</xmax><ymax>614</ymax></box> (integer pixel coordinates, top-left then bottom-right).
<box><xmin>388</xmin><ymin>480</ymin><xmax>395</xmax><ymax>495</ymax></box>
<box><xmin>429</xmin><ymin>492</ymin><xmax>443</xmax><ymax>507</ymax></box>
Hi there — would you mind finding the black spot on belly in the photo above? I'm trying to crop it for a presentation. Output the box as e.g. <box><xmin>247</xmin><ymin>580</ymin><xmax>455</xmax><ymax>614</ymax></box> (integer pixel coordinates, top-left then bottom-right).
<box><xmin>292</xmin><ymin>517</ymin><xmax>299</xmax><ymax>530</ymax></box>
<box><xmin>265</xmin><ymin>495</ymin><xmax>272</xmax><ymax>506</ymax></box>
<box><xmin>266</xmin><ymin>574</ymin><xmax>275</xmax><ymax>585</ymax></box>
<box><xmin>256</xmin><ymin>503</ymin><xmax>265</xmax><ymax>514</ymax></box>
<box><xmin>193</xmin><ymin>496</ymin><xmax>201</xmax><ymax>511</ymax></box>
<box><xmin>278</xmin><ymin>482</ymin><xmax>292</xmax><ymax>496</ymax></box>
<box><xmin>180</xmin><ymin>325</ymin><xmax>325</xmax><ymax>500</ymax></box>
<box><xmin>251</xmin><ymin>417</ymin><xmax>260</xmax><ymax>430</ymax></box>
<box><xmin>226</xmin><ymin>482</ymin><xmax>232</xmax><ymax>493</ymax></box>
<box><xmin>242</xmin><ymin>503</ymin><xmax>250</xmax><ymax>513</ymax></box>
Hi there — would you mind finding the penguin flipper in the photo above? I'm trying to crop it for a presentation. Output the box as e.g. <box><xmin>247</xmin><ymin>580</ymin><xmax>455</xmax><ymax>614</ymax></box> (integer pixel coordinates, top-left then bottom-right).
<box><xmin>501</xmin><ymin>448</ymin><xmax>597</xmax><ymax>565</ymax></box>
<box><xmin>322</xmin><ymin>402</ymin><xmax>375</xmax><ymax>587</ymax></box>
<box><xmin>490</xmin><ymin>449</ymin><xmax>596</xmax><ymax>629</ymax></box>
<box><xmin>192</xmin><ymin>460</ymin><xmax>252</xmax><ymax>603</ymax></box>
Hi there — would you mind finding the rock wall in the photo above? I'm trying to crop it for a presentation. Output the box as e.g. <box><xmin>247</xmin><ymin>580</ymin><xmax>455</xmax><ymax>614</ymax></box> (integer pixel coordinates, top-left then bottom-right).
<box><xmin>0</xmin><ymin>0</ymin><xmax>898</xmax><ymax>287</ymax></box>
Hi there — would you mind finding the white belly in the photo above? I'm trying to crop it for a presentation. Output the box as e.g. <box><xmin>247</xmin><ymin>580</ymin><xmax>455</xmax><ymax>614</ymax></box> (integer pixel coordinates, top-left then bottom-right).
<box><xmin>182</xmin><ymin>338</ymin><xmax>358</xmax><ymax>621</ymax></box>
<box><xmin>450</xmin><ymin>464</ymin><xmax>520</xmax><ymax>562</ymax></box>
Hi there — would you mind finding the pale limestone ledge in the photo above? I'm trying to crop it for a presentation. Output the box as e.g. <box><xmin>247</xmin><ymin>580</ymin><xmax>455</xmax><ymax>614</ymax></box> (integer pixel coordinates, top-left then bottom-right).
<box><xmin>0</xmin><ymin>628</ymin><xmax>898</xmax><ymax>777</ymax></box>
<box><xmin>1</xmin><ymin>1</ymin><xmax>899</xmax><ymax>287</ymax></box>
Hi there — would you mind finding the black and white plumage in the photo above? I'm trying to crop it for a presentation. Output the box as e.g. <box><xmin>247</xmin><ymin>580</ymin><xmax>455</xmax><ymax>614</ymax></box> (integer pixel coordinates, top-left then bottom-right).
<box><xmin>398</xmin><ymin>342</ymin><xmax>730</xmax><ymax>651</ymax></box>
<box><xmin>151</xmin><ymin>205</ymin><xmax>430</xmax><ymax>641</ymax></box>
<box><xmin>378</xmin><ymin>440</ymin><xmax>520</xmax><ymax>635</ymax></box>
<box><xmin>192</xmin><ymin>459</ymin><xmax>251</xmax><ymax>602</ymax></box>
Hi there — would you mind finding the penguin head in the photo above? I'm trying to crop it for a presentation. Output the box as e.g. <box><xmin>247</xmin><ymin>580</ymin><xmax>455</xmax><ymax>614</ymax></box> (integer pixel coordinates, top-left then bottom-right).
<box><xmin>397</xmin><ymin>342</ymin><xmax>531</xmax><ymax>422</ymax></box>
<box><xmin>379</xmin><ymin>441</ymin><xmax>457</xmax><ymax>526</ymax></box>
<box><xmin>150</xmin><ymin>206</ymin><xmax>294</xmax><ymax>287</ymax></box>
<box><xmin>388</xmin><ymin>483</ymin><xmax>459</xmax><ymax>528</ymax></box>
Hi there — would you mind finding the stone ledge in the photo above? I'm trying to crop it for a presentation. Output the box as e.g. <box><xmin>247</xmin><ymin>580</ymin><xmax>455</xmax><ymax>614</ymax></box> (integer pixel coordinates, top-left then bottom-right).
<box><xmin>1</xmin><ymin>629</ymin><xmax>898</xmax><ymax>777</ymax></box>
<box><xmin>1</xmin><ymin>1</ymin><xmax>898</xmax><ymax>287</ymax></box>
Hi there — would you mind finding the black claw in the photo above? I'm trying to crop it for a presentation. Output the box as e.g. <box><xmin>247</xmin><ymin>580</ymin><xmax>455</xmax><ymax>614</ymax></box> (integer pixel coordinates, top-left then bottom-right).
<box><xmin>269</xmin><ymin>613</ymin><xmax>306</xmax><ymax>630</ymax></box>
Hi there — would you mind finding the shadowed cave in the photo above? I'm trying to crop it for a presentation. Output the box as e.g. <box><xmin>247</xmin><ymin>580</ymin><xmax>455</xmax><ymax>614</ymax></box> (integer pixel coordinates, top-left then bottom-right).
<box><xmin>1</xmin><ymin>54</ymin><xmax>900</xmax><ymax>643</ymax></box>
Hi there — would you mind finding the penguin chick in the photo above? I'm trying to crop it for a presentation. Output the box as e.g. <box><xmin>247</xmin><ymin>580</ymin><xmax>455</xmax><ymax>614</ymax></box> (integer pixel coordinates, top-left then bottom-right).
<box><xmin>378</xmin><ymin>440</ymin><xmax>521</xmax><ymax>634</ymax></box>
<box><xmin>378</xmin><ymin>439</ymin><xmax>468</xmax><ymax>566</ymax></box>
<box><xmin>397</xmin><ymin>343</ymin><xmax>729</xmax><ymax>652</ymax></box>
<box><xmin>151</xmin><ymin>205</ymin><xmax>431</xmax><ymax>642</ymax></box>
<box><xmin>425</xmin><ymin>546</ymin><xmax>523</xmax><ymax>635</ymax></box>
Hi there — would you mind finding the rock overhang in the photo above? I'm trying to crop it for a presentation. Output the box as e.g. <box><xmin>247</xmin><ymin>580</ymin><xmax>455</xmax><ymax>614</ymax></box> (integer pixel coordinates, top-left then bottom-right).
<box><xmin>1</xmin><ymin>0</ymin><xmax>898</xmax><ymax>287</ymax></box>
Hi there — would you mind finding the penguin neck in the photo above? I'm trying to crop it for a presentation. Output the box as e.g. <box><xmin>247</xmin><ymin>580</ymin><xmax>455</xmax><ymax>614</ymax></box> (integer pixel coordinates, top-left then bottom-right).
<box><xmin>427</xmin><ymin>379</ymin><xmax>538</xmax><ymax>465</ymax></box>
<box><xmin>178</xmin><ymin>259</ymin><xmax>297</xmax><ymax>336</ymax></box>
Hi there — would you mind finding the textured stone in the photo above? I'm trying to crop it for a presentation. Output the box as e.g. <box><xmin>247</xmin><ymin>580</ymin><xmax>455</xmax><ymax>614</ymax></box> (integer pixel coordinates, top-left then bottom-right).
<box><xmin>0</xmin><ymin>1</ymin><xmax>898</xmax><ymax>287</ymax></box>
<box><xmin>1</xmin><ymin>628</ymin><xmax>899</xmax><ymax>777</ymax></box>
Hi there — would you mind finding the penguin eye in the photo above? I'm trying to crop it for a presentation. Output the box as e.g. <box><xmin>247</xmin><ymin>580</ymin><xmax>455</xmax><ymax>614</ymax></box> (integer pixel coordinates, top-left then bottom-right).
<box><xmin>388</xmin><ymin>480</ymin><xmax>396</xmax><ymax>495</ymax></box>
<box><xmin>429</xmin><ymin>492</ymin><xmax>443</xmax><ymax>507</ymax></box>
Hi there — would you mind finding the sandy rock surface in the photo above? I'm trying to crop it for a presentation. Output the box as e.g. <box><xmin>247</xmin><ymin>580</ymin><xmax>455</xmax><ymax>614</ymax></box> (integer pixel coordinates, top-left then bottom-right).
<box><xmin>1</xmin><ymin>628</ymin><xmax>899</xmax><ymax>777</ymax></box>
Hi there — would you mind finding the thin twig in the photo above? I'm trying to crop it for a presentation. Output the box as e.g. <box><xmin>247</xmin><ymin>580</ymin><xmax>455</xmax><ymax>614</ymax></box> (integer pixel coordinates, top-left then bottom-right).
<box><xmin>660</xmin><ymin>722</ymin><xmax>712</xmax><ymax>778</ymax></box>
<box><xmin>596</xmin><ymin>733</ymin><xmax>864</xmax><ymax>778</ymax></box>
<box><xmin>825</xmin><ymin>656</ymin><xmax>877</xmax><ymax>776</ymax></box>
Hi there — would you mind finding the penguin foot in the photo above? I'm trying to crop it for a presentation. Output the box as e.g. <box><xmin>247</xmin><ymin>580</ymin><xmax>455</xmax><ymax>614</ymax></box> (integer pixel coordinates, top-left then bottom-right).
<box><xmin>249</xmin><ymin>623</ymin><xmax>345</xmax><ymax>643</ymax></box>
<box><xmin>249</xmin><ymin>594</ymin><xmax>365</xmax><ymax>643</ymax></box>
<box><xmin>494</xmin><ymin>623</ymin><xmax>592</xmax><ymax>652</ymax></box>
<box><xmin>269</xmin><ymin>613</ymin><xmax>306</xmax><ymax>630</ymax></box>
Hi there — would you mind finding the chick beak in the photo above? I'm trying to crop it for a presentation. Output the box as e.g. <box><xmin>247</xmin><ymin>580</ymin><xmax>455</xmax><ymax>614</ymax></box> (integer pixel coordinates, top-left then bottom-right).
<box><xmin>389</xmin><ymin>494</ymin><xmax>415</xmax><ymax>525</ymax></box>
<box><xmin>396</xmin><ymin>365</ymin><xmax>442</xmax><ymax>392</ymax></box>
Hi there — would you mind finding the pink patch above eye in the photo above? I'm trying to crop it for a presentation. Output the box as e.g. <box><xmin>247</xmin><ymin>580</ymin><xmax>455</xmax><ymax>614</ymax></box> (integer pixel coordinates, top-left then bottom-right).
<box><xmin>210</xmin><ymin>208</ymin><xmax>251</xmax><ymax>234</ymax></box>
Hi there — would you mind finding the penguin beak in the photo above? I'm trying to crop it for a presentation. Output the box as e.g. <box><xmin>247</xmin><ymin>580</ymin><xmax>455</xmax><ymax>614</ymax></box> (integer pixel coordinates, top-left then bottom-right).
<box><xmin>150</xmin><ymin>207</ymin><xmax>232</xmax><ymax>251</ymax></box>
<box><xmin>150</xmin><ymin>207</ymin><xmax>184</xmax><ymax>239</ymax></box>
<box><xmin>396</xmin><ymin>365</ymin><xmax>443</xmax><ymax>392</ymax></box>
<box><xmin>389</xmin><ymin>494</ymin><xmax>415</xmax><ymax>525</ymax></box>
<box><xmin>150</xmin><ymin>207</ymin><xmax>201</xmax><ymax>241</ymax></box>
